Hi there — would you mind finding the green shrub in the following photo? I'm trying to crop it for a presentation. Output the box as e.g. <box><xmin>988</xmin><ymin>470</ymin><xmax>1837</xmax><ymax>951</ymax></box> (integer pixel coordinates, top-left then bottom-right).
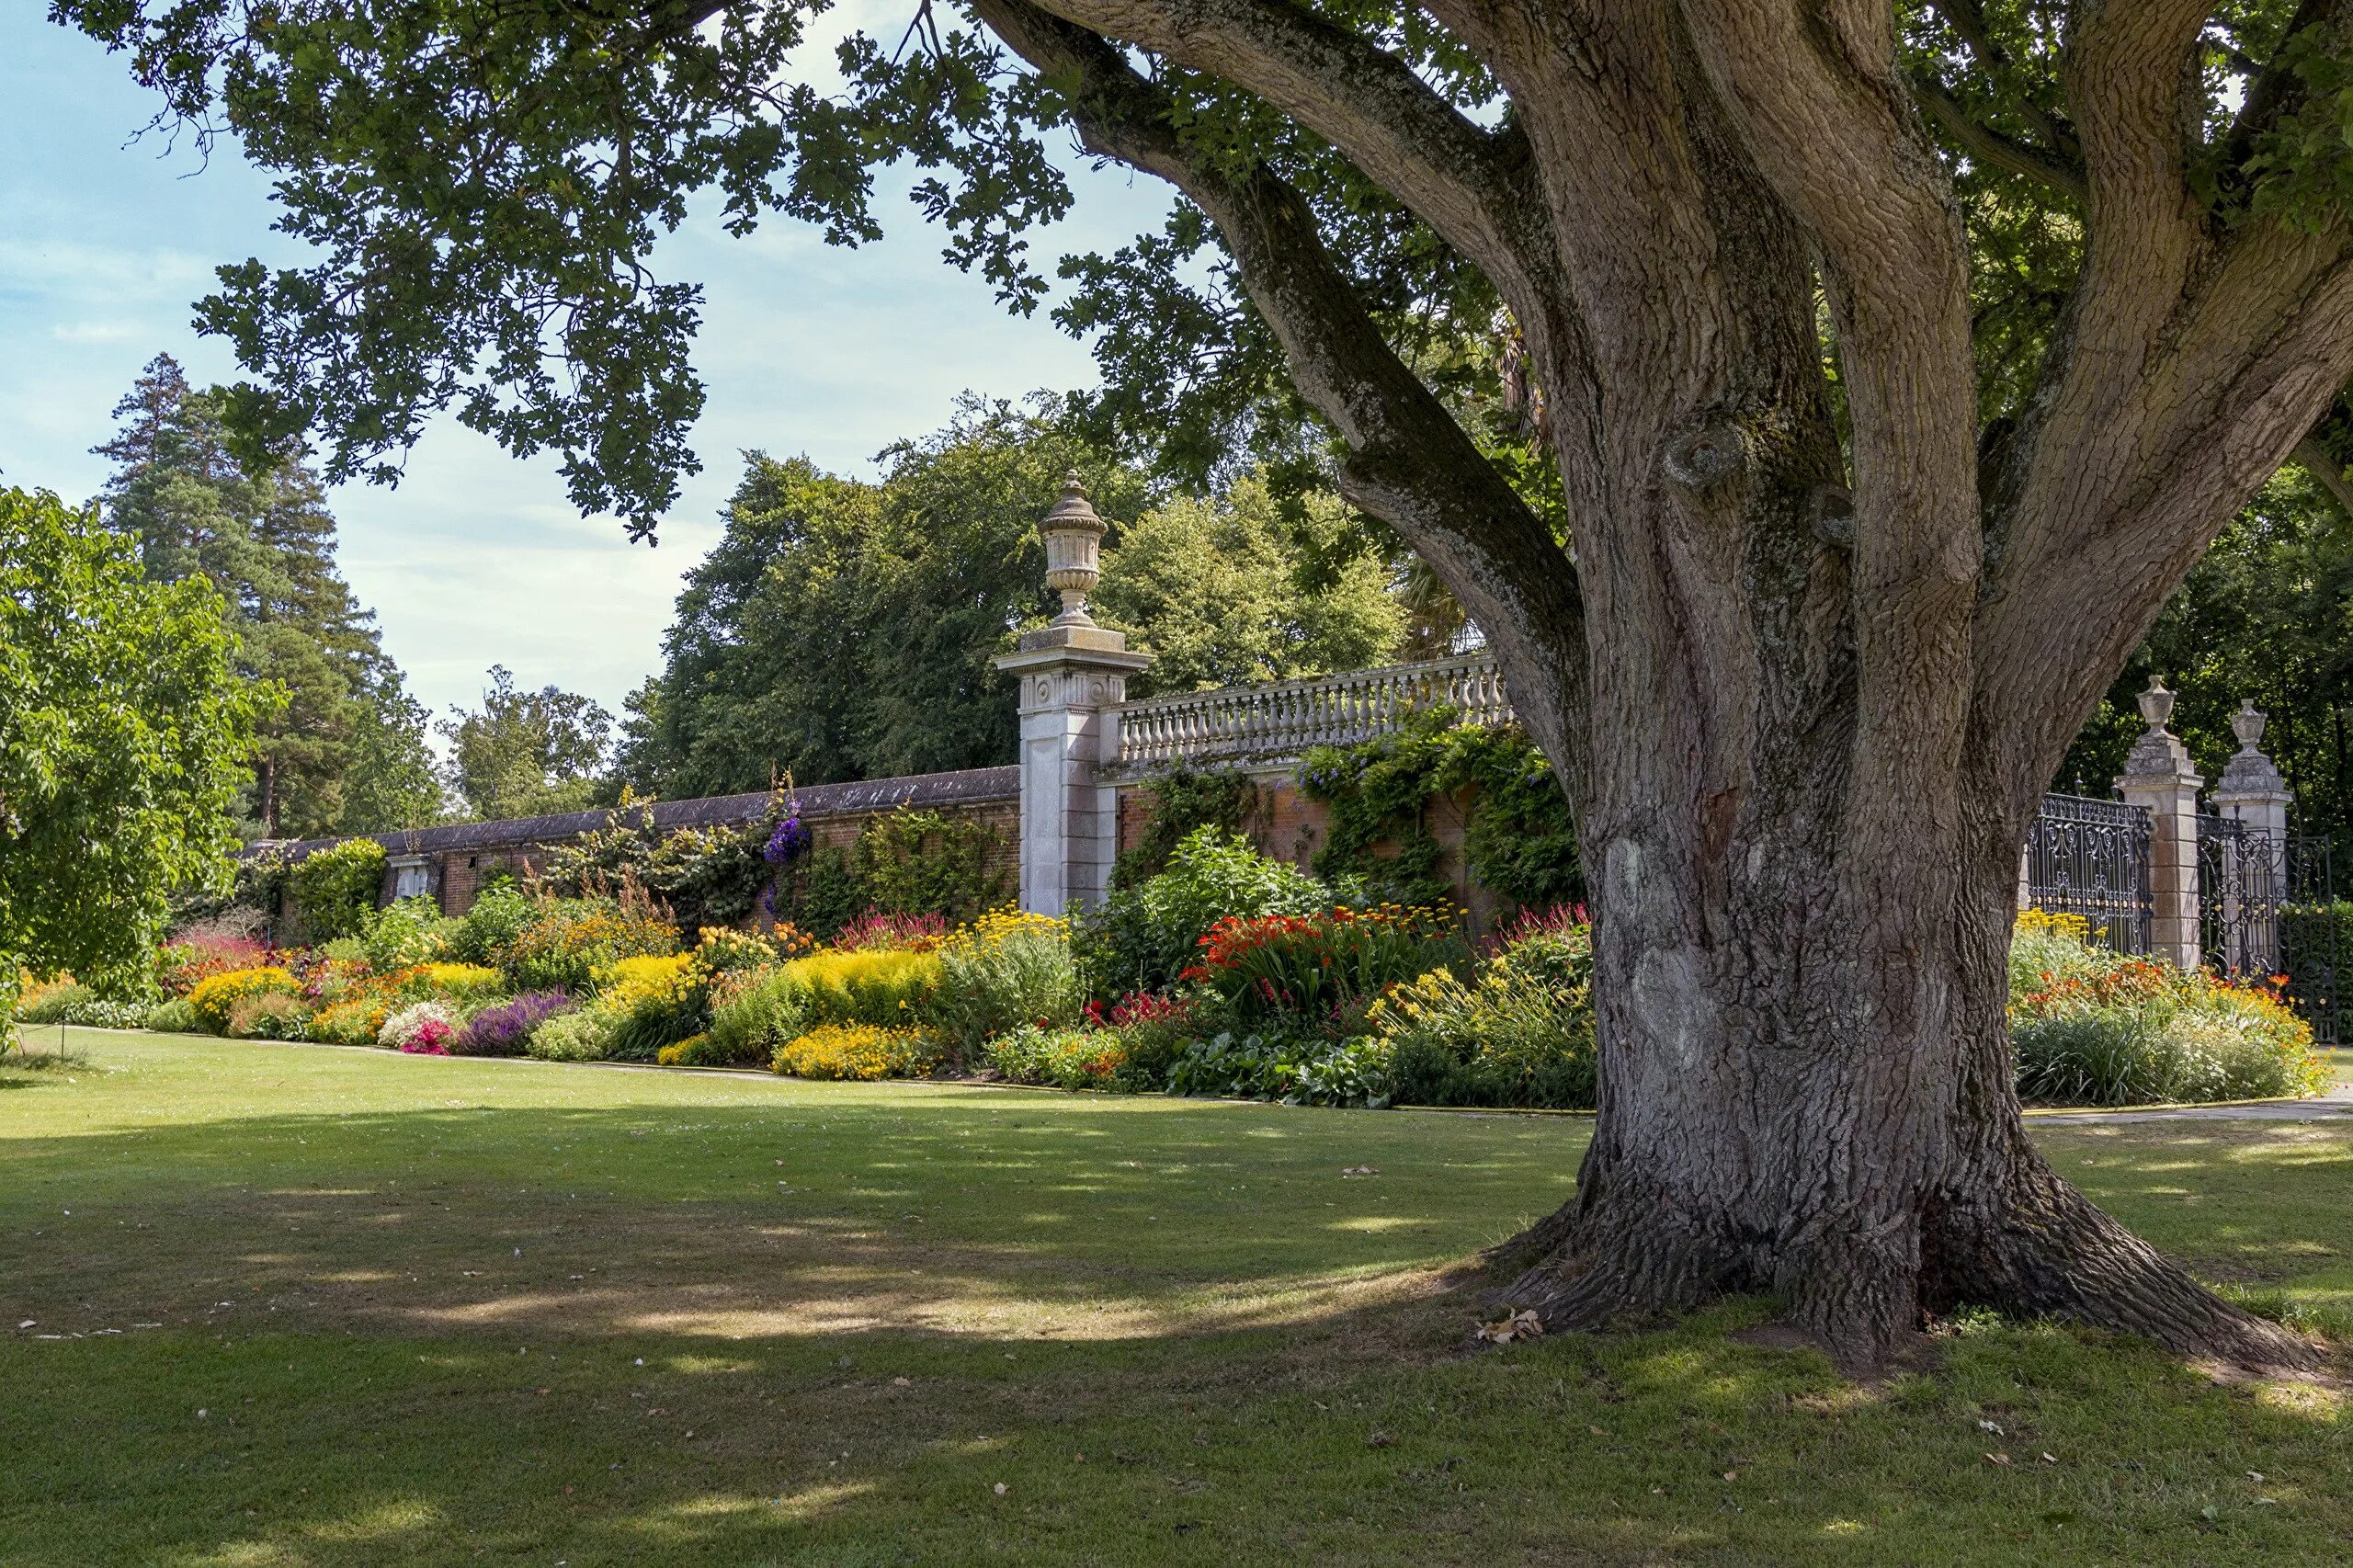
<box><xmin>528</xmin><ymin>1009</ymin><xmax>614</xmax><ymax>1062</ymax></box>
<box><xmin>707</xmin><ymin>967</ymin><xmax>811</xmax><ymax>1064</ymax></box>
<box><xmin>1369</xmin><ymin>912</ymin><xmax>1596</xmax><ymax>1108</ymax></box>
<box><xmin>360</xmin><ymin>896</ymin><xmax>460</xmax><ymax>971</ymax></box>
<box><xmin>506</xmin><ymin>893</ymin><xmax>680</xmax><ymax>993</ymax></box>
<box><xmin>1165</xmin><ymin>1031</ymin><xmax>1391</xmax><ymax>1107</ymax></box>
<box><xmin>983</xmin><ymin>1023</ymin><xmax>1129</xmax><ymax>1090</ymax></box>
<box><xmin>1075</xmin><ymin>826</ymin><xmax>1331</xmax><ymax>994</ymax></box>
<box><xmin>933</xmin><ymin>910</ymin><xmax>1082</xmax><ymax>1055</ymax></box>
<box><xmin>2008</xmin><ymin>911</ymin><xmax>2326</xmax><ymax>1105</ymax></box>
<box><xmin>450</xmin><ymin>883</ymin><xmax>535</xmax><ymax>968</ymax></box>
<box><xmin>18</xmin><ymin>983</ymin><xmax>92</xmax><ymax>1025</ymax></box>
<box><xmin>146</xmin><ymin>996</ymin><xmax>202</xmax><ymax>1034</ymax></box>
<box><xmin>58</xmin><ymin>996</ymin><xmax>153</xmax><ymax>1030</ymax></box>
<box><xmin>290</xmin><ymin>838</ymin><xmax>388</xmax><ymax>939</ymax></box>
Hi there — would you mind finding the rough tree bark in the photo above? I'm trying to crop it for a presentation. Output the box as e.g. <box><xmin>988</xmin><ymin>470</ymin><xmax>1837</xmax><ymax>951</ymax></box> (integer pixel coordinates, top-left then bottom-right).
<box><xmin>984</xmin><ymin>0</ymin><xmax>2350</xmax><ymax>1370</ymax></box>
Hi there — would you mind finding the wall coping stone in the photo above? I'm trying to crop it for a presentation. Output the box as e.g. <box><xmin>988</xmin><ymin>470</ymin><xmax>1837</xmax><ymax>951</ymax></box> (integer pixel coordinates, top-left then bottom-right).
<box><xmin>247</xmin><ymin>765</ymin><xmax>1019</xmax><ymax>862</ymax></box>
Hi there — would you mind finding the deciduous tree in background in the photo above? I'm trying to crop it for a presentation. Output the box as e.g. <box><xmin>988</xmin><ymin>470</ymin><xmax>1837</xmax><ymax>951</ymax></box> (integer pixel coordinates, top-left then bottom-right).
<box><xmin>0</xmin><ymin>488</ymin><xmax>258</xmax><ymax>1036</ymax></box>
<box><xmin>53</xmin><ymin>0</ymin><xmax>2353</xmax><ymax>1368</ymax></box>
<box><xmin>439</xmin><ymin>666</ymin><xmax>616</xmax><ymax>823</ymax></box>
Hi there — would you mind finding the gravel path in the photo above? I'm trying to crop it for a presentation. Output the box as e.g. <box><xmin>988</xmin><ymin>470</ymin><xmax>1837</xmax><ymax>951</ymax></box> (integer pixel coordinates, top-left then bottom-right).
<box><xmin>2030</xmin><ymin>1083</ymin><xmax>2353</xmax><ymax>1125</ymax></box>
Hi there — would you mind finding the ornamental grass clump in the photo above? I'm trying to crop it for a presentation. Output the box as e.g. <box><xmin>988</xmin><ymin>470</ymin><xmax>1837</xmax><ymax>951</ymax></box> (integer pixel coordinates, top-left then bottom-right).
<box><xmin>831</xmin><ymin>909</ymin><xmax>950</xmax><ymax>952</ymax></box>
<box><xmin>2008</xmin><ymin>909</ymin><xmax>2326</xmax><ymax>1105</ymax></box>
<box><xmin>773</xmin><ymin>1021</ymin><xmax>940</xmax><ymax>1081</ymax></box>
<box><xmin>1368</xmin><ymin>906</ymin><xmax>1597</xmax><ymax>1109</ymax></box>
<box><xmin>933</xmin><ymin>908</ymin><xmax>1082</xmax><ymax>1055</ymax></box>
<box><xmin>225</xmin><ymin>992</ymin><xmax>312</xmax><ymax>1040</ymax></box>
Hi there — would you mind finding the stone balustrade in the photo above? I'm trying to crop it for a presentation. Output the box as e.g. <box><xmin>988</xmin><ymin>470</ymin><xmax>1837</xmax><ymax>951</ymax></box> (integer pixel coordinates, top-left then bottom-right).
<box><xmin>1116</xmin><ymin>653</ymin><xmax>1513</xmax><ymax>769</ymax></box>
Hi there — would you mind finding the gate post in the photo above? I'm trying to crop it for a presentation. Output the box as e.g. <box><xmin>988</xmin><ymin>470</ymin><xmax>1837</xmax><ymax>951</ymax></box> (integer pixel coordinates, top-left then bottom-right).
<box><xmin>2211</xmin><ymin>699</ymin><xmax>2291</xmax><ymax>971</ymax></box>
<box><xmin>2114</xmin><ymin>680</ymin><xmax>2204</xmax><ymax>970</ymax></box>
<box><xmin>995</xmin><ymin>474</ymin><xmax>1152</xmax><ymax>915</ymax></box>
<box><xmin>2211</xmin><ymin>700</ymin><xmax>2291</xmax><ymax>840</ymax></box>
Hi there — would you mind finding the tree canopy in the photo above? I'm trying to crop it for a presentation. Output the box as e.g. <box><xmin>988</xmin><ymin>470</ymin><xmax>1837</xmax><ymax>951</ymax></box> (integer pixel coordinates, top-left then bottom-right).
<box><xmin>617</xmin><ymin>397</ymin><xmax>1404</xmax><ymax>796</ymax></box>
<box><xmin>440</xmin><ymin>665</ymin><xmax>615</xmax><ymax>821</ymax></box>
<box><xmin>93</xmin><ymin>354</ymin><xmax>442</xmax><ymax>838</ymax></box>
<box><xmin>0</xmin><ymin>487</ymin><xmax>259</xmax><ymax>1023</ymax></box>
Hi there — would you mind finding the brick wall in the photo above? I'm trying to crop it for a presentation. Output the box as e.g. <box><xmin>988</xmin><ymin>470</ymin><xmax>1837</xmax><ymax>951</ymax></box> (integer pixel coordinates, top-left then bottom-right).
<box><xmin>261</xmin><ymin>767</ymin><xmax>1021</xmax><ymax>926</ymax></box>
<box><xmin>1113</xmin><ymin>767</ymin><xmax>1507</xmax><ymax>934</ymax></box>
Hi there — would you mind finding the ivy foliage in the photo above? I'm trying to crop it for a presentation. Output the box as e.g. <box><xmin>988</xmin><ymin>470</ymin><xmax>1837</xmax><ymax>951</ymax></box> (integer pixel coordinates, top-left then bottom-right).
<box><xmin>1111</xmin><ymin>765</ymin><xmax>1261</xmax><ymax>890</ymax></box>
<box><xmin>539</xmin><ymin>795</ymin><xmax>782</xmax><ymax>930</ymax></box>
<box><xmin>783</xmin><ymin>807</ymin><xmax>1011</xmax><ymax>938</ymax></box>
<box><xmin>1297</xmin><ymin>710</ymin><xmax>1580</xmax><ymax>912</ymax></box>
<box><xmin>0</xmin><ymin>487</ymin><xmax>261</xmax><ymax>1016</ymax></box>
<box><xmin>288</xmin><ymin>836</ymin><xmax>388</xmax><ymax>939</ymax></box>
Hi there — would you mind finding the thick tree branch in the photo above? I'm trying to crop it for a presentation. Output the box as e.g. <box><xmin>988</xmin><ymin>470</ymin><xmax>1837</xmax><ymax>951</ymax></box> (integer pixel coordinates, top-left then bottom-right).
<box><xmin>1017</xmin><ymin>0</ymin><xmax>1553</xmax><ymax>305</ymax></box>
<box><xmin>1910</xmin><ymin>70</ymin><xmax>2087</xmax><ymax>202</ymax></box>
<box><xmin>1678</xmin><ymin>0</ymin><xmax>1982</xmax><ymax>853</ymax></box>
<box><xmin>1963</xmin><ymin>1</ymin><xmax>2353</xmax><ymax>804</ymax></box>
<box><xmin>2295</xmin><ymin>424</ymin><xmax>2353</xmax><ymax>518</ymax></box>
<box><xmin>971</xmin><ymin>0</ymin><xmax>1590</xmax><ymax>777</ymax></box>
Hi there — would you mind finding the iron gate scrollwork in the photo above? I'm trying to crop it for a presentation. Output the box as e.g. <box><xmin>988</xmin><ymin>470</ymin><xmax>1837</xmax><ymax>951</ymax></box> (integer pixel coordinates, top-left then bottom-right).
<box><xmin>2025</xmin><ymin>794</ymin><xmax>2154</xmax><ymax>955</ymax></box>
<box><xmin>2198</xmin><ymin>815</ymin><xmax>2340</xmax><ymax>1045</ymax></box>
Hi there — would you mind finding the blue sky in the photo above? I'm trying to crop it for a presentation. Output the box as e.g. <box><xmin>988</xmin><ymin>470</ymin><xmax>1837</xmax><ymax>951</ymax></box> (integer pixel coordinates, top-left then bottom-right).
<box><xmin>0</xmin><ymin>6</ymin><xmax>1170</xmax><ymax>724</ymax></box>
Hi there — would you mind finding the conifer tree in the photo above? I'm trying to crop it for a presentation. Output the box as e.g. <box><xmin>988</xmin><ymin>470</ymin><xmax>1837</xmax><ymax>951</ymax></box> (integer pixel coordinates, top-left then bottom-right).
<box><xmin>92</xmin><ymin>355</ymin><xmax>442</xmax><ymax>837</ymax></box>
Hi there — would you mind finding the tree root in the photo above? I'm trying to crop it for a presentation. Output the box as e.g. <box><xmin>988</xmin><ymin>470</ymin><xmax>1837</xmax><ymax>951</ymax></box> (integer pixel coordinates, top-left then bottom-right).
<box><xmin>1483</xmin><ymin>1162</ymin><xmax>2321</xmax><ymax>1379</ymax></box>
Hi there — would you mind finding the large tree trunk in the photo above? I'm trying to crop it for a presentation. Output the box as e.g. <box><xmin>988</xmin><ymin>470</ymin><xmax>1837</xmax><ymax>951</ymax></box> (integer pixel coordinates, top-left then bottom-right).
<box><xmin>982</xmin><ymin>0</ymin><xmax>2348</xmax><ymax>1376</ymax></box>
<box><xmin>1500</xmin><ymin>753</ymin><xmax>2313</xmax><ymax>1371</ymax></box>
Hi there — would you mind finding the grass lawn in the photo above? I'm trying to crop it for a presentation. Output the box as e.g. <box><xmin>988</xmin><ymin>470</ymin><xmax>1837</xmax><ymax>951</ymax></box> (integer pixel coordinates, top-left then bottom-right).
<box><xmin>2</xmin><ymin>1032</ymin><xmax>2348</xmax><ymax>1566</ymax></box>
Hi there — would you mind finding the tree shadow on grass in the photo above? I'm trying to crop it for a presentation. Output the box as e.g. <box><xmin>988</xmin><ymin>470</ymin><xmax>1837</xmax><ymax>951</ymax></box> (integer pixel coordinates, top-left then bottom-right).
<box><xmin>1</xmin><ymin>1088</ymin><xmax>2351</xmax><ymax>1562</ymax></box>
<box><xmin>0</xmin><ymin>1096</ymin><xmax>1574</xmax><ymax>1350</ymax></box>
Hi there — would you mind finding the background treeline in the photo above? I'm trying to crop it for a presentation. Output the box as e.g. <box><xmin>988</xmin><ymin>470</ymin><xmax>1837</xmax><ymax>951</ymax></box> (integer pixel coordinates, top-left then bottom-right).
<box><xmin>613</xmin><ymin>394</ymin><xmax>1419</xmax><ymax>797</ymax></box>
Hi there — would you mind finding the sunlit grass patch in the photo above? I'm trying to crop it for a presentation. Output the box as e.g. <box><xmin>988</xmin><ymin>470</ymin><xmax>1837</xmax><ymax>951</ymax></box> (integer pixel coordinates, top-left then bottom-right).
<box><xmin>0</xmin><ymin>1031</ymin><xmax>2346</xmax><ymax>1566</ymax></box>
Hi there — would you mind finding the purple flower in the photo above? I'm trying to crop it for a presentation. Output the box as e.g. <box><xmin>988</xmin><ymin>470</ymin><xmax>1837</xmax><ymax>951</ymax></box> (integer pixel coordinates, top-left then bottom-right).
<box><xmin>458</xmin><ymin>991</ymin><xmax>575</xmax><ymax>1056</ymax></box>
<box><xmin>763</xmin><ymin>811</ymin><xmax>812</xmax><ymax>865</ymax></box>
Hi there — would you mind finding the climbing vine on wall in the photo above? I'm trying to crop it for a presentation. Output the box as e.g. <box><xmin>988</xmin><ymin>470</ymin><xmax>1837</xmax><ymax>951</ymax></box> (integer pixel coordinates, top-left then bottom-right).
<box><xmin>1111</xmin><ymin>763</ymin><xmax>1261</xmax><ymax>889</ymax></box>
<box><xmin>784</xmin><ymin>806</ymin><xmax>1012</xmax><ymax>937</ymax></box>
<box><xmin>1297</xmin><ymin>709</ymin><xmax>1581</xmax><ymax>910</ymax></box>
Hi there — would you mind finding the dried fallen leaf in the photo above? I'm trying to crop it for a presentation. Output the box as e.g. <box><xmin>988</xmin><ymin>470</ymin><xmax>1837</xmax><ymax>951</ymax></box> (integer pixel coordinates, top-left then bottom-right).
<box><xmin>892</xmin><ymin>1376</ymin><xmax>913</xmax><ymax>1387</ymax></box>
<box><xmin>2040</xmin><ymin>1452</ymin><xmax>2059</xmax><ymax>1465</ymax></box>
<box><xmin>1984</xmin><ymin>1452</ymin><xmax>2011</xmax><ymax>1466</ymax></box>
<box><xmin>1476</xmin><ymin>1309</ymin><xmax>1547</xmax><ymax>1345</ymax></box>
<box><xmin>1722</xmin><ymin>1471</ymin><xmax>1739</xmax><ymax>1483</ymax></box>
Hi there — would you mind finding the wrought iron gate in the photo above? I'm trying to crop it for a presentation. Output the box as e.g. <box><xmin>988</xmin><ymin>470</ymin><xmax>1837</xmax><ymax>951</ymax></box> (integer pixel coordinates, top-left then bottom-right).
<box><xmin>2197</xmin><ymin>816</ymin><xmax>2341</xmax><ymax>1045</ymax></box>
<box><xmin>2025</xmin><ymin>794</ymin><xmax>2154</xmax><ymax>954</ymax></box>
